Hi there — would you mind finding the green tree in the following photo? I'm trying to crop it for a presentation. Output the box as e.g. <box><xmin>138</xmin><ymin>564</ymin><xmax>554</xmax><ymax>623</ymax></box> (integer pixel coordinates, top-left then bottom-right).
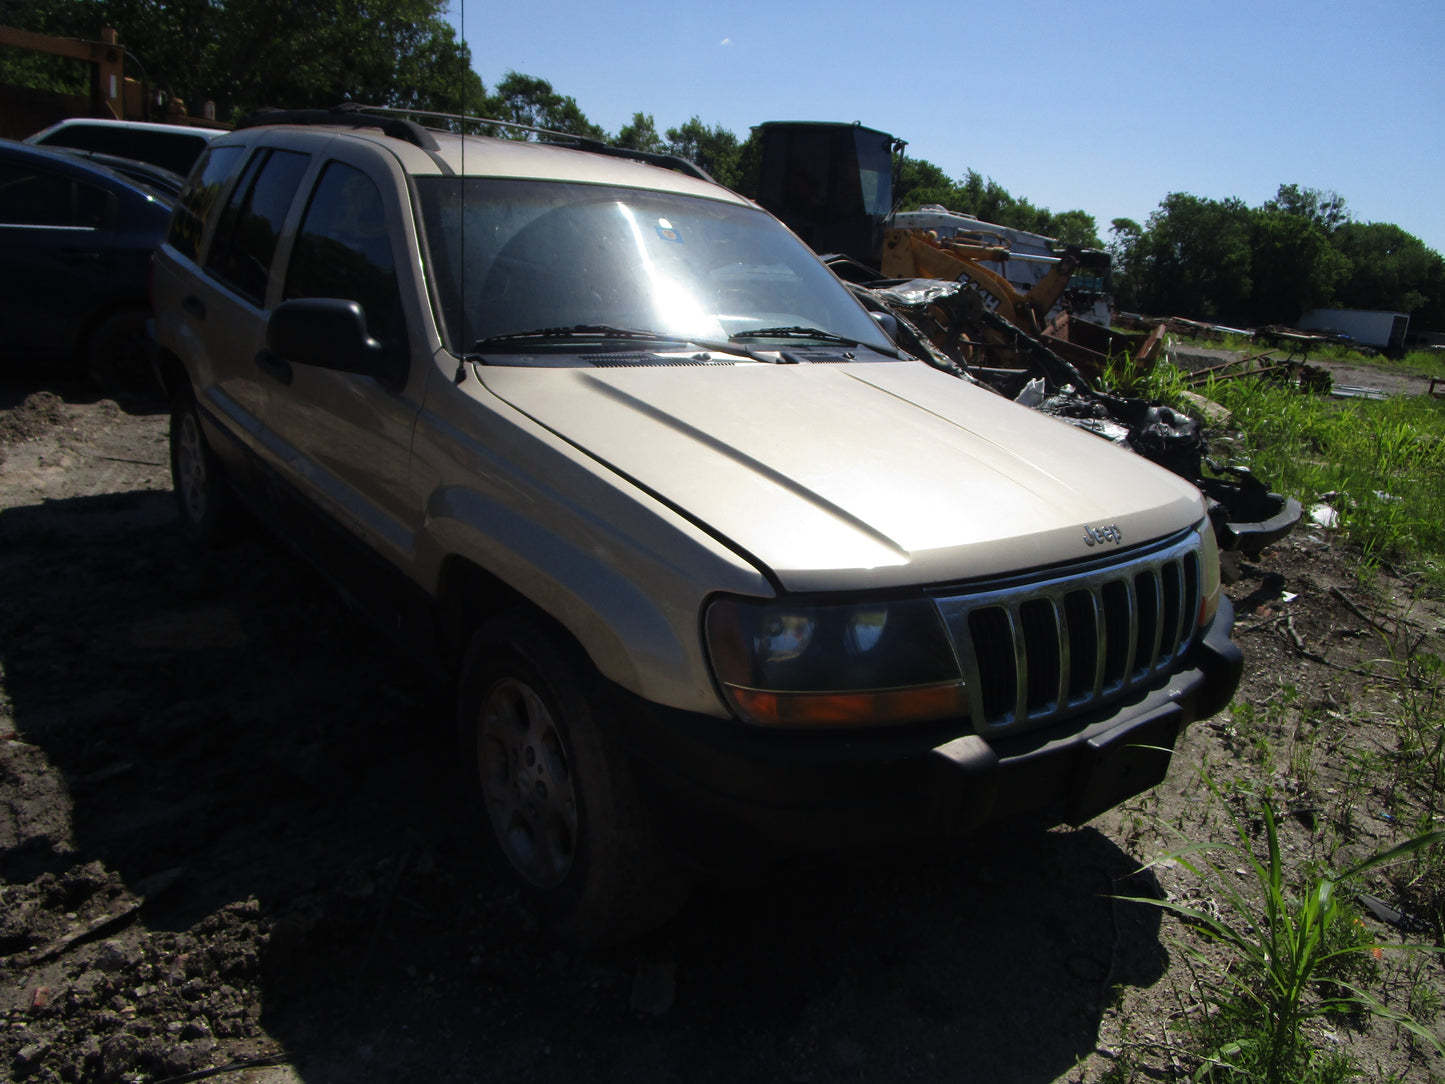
<box><xmin>895</xmin><ymin>156</ymin><xmax>960</xmax><ymax>210</ymax></box>
<box><xmin>485</xmin><ymin>71</ymin><xmax>603</xmax><ymax>139</ymax></box>
<box><xmin>1333</xmin><ymin>221</ymin><xmax>1445</xmax><ymax>321</ymax></box>
<box><xmin>1134</xmin><ymin>193</ymin><xmax>1255</xmax><ymax>322</ymax></box>
<box><xmin>1107</xmin><ymin>183</ymin><xmax>1445</xmax><ymax>327</ymax></box>
<box><xmin>0</xmin><ymin>0</ymin><xmax>113</xmax><ymax>96</ymax></box>
<box><xmin>1247</xmin><ymin>203</ymin><xmax>1350</xmax><ymax>324</ymax></box>
<box><xmin>615</xmin><ymin>111</ymin><xmax>664</xmax><ymax>153</ymax></box>
<box><xmin>663</xmin><ymin>116</ymin><xmax>740</xmax><ymax>187</ymax></box>
<box><xmin>730</xmin><ymin>128</ymin><xmax>762</xmax><ymax>198</ymax></box>
<box><xmin>1270</xmin><ymin>182</ymin><xmax>1349</xmax><ymax>233</ymax></box>
<box><xmin>3</xmin><ymin>0</ymin><xmax>484</xmax><ymax>121</ymax></box>
<box><xmin>1042</xmin><ymin>209</ymin><xmax>1102</xmax><ymax>249</ymax></box>
<box><xmin>1107</xmin><ymin>217</ymin><xmax>1145</xmax><ymax>311</ymax></box>
<box><xmin>897</xmin><ymin>163</ymin><xmax>1099</xmax><ymax>247</ymax></box>
<box><xmin>957</xmin><ymin>170</ymin><xmax>1015</xmax><ymax>225</ymax></box>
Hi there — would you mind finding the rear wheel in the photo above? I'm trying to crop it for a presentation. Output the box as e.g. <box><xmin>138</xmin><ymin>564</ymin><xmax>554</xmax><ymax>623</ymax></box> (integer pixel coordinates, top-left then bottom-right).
<box><xmin>457</xmin><ymin>618</ymin><xmax>688</xmax><ymax>946</ymax></box>
<box><xmin>169</xmin><ymin>394</ymin><xmax>238</xmax><ymax>546</ymax></box>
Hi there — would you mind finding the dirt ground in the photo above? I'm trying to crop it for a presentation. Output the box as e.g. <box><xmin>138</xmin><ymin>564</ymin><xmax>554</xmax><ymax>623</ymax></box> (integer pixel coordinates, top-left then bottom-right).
<box><xmin>2</xmin><ymin>369</ymin><xmax>1444</xmax><ymax>1083</ymax></box>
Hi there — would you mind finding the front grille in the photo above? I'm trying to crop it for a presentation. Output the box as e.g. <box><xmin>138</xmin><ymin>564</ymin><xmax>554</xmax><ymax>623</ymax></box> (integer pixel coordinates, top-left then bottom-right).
<box><xmin>932</xmin><ymin>531</ymin><xmax>1203</xmax><ymax>735</ymax></box>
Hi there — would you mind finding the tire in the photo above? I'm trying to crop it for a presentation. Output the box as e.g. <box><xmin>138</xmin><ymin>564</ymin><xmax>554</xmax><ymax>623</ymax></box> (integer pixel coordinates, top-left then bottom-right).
<box><xmin>457</xmin><ymin>618</ymin><xmax>689</xmax><ymax>947</ymax></box>
<box><xmin>169</xmin><ymin>393</ymin><xmax>238</xmax><ymax>547</ymax></box>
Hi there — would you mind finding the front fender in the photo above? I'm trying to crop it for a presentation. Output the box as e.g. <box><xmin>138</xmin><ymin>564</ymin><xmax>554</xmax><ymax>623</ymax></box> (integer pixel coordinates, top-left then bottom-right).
<box><xmin>419</xmin><ymin>481</ymin><xmax>767</xmax><ymax>718</ymax></box>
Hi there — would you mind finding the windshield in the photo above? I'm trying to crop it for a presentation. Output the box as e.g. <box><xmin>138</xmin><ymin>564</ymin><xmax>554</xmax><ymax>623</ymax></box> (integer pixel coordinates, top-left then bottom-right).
<box><xmin>852</xmin><ymin>129</ymin><xmax>894</xmax><ymax>219</ymax></box>
<box><xmin>416</xmin><ymin>178</ymin><xmax>895</xmax><ymax>358</ymax></box>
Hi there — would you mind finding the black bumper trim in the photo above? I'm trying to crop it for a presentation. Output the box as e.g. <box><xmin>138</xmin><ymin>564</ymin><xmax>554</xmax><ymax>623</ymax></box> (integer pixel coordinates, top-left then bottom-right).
<box><xmin>613</xmin><ymin>600</ymin><xmax>1241</xmax><ymax>869</ymax></box>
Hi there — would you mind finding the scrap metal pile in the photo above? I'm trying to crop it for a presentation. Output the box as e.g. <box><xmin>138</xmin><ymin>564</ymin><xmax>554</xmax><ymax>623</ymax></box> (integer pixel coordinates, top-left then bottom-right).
<box><xmin>833</xmin><ymin>241</ymin><xmax>1301</xmax><ymax>557</ymax></box>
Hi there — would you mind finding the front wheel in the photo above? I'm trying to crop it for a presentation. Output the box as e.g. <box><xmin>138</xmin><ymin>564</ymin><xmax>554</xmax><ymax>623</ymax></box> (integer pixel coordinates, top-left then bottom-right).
<box><xmin>457</xmin><ymin>619</ymin><xmax>688</xmax><ymax>946</ymax></box>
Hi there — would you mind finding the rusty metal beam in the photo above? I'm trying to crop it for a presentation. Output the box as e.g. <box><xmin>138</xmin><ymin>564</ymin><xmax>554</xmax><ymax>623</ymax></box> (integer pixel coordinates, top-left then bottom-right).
<box><xmin>0</xmin><ymin>25</ymin><xmax>125</xmax><ymax>118</ymax></box>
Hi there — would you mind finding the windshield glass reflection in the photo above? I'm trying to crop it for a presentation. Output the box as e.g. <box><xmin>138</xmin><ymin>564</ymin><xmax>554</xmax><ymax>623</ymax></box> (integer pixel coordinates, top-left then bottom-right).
<box><xmin>417</xmin><ymin>178</ymin><xmax>894</xmax><ymax>358</ymax></box>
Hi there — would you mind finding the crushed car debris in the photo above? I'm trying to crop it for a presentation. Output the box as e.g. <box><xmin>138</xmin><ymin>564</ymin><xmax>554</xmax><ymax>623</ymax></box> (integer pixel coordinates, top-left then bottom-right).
<box><xmin>746</xmin><ymin>120</ymin><xmax>1302</xmax><ymax>559</ymax></box>
<box><xmin>838</xmin><ymin>270</ymin><xmax>1301</xmax><ymax>557</ymax></box>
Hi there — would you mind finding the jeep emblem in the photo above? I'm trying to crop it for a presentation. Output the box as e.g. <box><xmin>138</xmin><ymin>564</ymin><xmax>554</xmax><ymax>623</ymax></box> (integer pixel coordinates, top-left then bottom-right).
<box><xmin>1083</xmin><ymin>523</ymin><xmax>1122</xmax><ymax>547</ymax></box>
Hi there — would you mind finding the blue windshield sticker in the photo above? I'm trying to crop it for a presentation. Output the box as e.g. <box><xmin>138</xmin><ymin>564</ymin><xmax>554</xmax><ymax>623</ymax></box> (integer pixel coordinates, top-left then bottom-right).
<box><xmin>655</xmin><ymin>218</ymin><xmax>681</xmax><ymax>243</ymax></box>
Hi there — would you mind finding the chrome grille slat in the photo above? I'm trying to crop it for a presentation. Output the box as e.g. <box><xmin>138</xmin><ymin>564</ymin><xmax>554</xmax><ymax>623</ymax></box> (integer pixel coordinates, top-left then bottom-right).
<box><xmin>1008</xmin><ymin>607</ymin><xmax>1027</xmax><ymax>727</ymax></box>
<box><xmin>933</xmin><ymin>532</ymin><xmax>1203</xmax><ymax>736</ymax></box>
<box><xmin>1136</xmin><ymin>566</ymin><xmax>1163</xmax><ymax>677</ymax></box>
<box><xmin>1083</xmin><ymin>589</ymin><xmax>1105</xmax><ymax>701</ymax></box>
<box><xmin>1050</xmin><ymin>597</ymin><xmax>1068</xmax><ymax>715</ymax></box>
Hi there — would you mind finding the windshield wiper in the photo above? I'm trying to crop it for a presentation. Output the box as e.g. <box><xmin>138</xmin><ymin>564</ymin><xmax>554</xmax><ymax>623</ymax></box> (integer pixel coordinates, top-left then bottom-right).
<box><xmin>471</xmin><ymin>324</ymin><xmax>778</xmax><ymax>364</ymax></box>
<box><xmin>728</xmin><ymin>325</ymin><xmax>903</xmax><ymax>358</ymax></box>
<box><xmin>472</xmin><ymin>324</ymin><xmax>681</xmax><ymax>349</ymax></box>
<box><xmin>728</xmin><ymin>325</ymin><xmax>863</xmax><ymax>346</ymax></box>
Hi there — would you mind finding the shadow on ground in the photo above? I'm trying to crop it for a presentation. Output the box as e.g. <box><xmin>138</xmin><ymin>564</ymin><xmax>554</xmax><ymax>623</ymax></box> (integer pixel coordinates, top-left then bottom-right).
<box><xmin>0</xmin><ymin>480</ymin><xmax>1167</xmax><ymax>1083</ymax></box>
<box><xmin>0</xmin><ymin>368</ymin><xmax>167</xmax><ymax>418</ymax></box>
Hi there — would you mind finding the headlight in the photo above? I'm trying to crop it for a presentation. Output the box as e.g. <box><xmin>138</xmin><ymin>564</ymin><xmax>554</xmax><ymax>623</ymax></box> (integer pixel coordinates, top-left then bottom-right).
<box><xmin>704</xmin><ymin>595</ymin><xmax>967</xmax><ymax>727</ymax></box>
<box><xmin>1197</xmin><ymin>516</ymin><xmax>1222</xmax><ymax>628</ymax></box>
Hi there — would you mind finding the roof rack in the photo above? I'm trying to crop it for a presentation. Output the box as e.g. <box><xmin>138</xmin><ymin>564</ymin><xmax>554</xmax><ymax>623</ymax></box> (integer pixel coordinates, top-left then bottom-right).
<box><xmin>369</xmin><ymin>104</ymin><xmax>717</xmax><ymax>183</ymax></box>
<box><xmin>236</xmin><ymin>103</ymin><xmax>440</xmax><ymax>151</ymax></box>
<box><xmin>239</xmin><ymin>102</ymin><xmax>715</xmax><ymax>183</ymax></box>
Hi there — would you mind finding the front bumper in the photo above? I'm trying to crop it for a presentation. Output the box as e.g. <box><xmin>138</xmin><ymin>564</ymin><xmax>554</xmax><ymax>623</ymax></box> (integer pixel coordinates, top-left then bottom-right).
<box><xmin>616</xmin><ymin>597</ymin><xmax>1241</xmax><ymax>870</ymax></box>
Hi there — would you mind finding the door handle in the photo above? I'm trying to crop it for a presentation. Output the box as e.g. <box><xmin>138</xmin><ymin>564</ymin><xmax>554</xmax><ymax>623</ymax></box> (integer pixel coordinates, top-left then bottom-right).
<box><xmin>182</xmin><ymin>295</ymin><xmax>206</xmax><ymax>319</ymax></box>
<box><xmin>255</xmin><ymin>348</ymin><xmax>293</xmax><ymax>385</ymax></box>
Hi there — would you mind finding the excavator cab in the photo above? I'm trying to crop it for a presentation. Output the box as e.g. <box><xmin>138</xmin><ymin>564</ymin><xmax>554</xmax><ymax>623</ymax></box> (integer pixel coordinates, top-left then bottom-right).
<box><xmin>753</xmin><ymin>121</ymin><xmax>903</xmax><ymax>269</ymax></box>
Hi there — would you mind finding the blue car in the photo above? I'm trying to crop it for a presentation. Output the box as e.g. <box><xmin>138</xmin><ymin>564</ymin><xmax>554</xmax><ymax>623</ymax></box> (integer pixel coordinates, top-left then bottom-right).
<box><xmin>0</xmin><ymin>138</ymin><xmax>175</xmax><ymax>383</ymax></box>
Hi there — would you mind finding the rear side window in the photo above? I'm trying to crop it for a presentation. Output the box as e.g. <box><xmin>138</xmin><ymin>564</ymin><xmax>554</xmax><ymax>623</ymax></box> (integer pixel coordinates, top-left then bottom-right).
<box><xmin>204</xmin><ymin>148</ymin><xmax>310</xmax><ymax>304</ymax></box>
<box><xmin>284</xmin><ymin>161</ymin><xmax>403</xmax><ymax>343</ymax></box>
<box><xmin>168</xmin><ymin>145</ymin><xmax>245</xmax><ymax>259</ymax></box>
<box><xmin>0</xmin><ymin>163</ymin><xmax>109</xmax><ymax>229</ymax></box>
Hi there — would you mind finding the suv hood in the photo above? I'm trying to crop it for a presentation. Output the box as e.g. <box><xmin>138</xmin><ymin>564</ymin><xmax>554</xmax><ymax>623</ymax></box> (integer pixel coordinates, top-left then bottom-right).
<box><xmin>478</xmin><ymin>360</ymin><xmax>1206</xmax><ymax>592</ymax></box>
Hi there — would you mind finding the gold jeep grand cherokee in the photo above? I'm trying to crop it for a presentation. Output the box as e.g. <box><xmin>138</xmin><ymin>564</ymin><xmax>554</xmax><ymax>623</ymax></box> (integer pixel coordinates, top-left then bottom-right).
<box><xmin>150</xmin><ymin>105</ymin><xmax>1241</xmax><ymax>945</ymax></box>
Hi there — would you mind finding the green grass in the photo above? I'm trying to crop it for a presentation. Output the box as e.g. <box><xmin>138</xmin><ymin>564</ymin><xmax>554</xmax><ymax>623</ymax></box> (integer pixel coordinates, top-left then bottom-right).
<box><xmin>1387</xmin><ymin>644</ymin><xmax>1445</xmax><ymax>811</ymax></box>
<box><xmin>1109</xmin><ymin>338</ymin><xmax>1445</xmax><ymax>1079</ymax></box>
<box><xmin>1206</xmin><ymin>381</ymin><xmax>1445</xmax><ymax>568</ymax></box>
<box><xmin>1395</xmin><ymin>349</ymin><xmax>1445</xmax><ymax>379</ymax></box>
<box><xmin>1120</xmin><ymin>356</ymin><xmax>1445</xmax><ymax>577</ymax></box>
<box><xmin>1127</xmin><ymin>781</ymin><xmax>1445</xmax><ymax>1082</ymax></box>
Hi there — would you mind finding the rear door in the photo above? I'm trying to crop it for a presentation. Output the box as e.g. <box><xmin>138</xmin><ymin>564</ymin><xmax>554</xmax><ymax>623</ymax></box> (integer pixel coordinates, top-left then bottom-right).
<box><xmin>161</xmin><ymin>141</ymin><xmax>312</xmax><ymax>474</ymax></box>
<box><xmin>0</xmin><ymin>154</ymin><xmax>118</xmax><ymax>361</ymax></box>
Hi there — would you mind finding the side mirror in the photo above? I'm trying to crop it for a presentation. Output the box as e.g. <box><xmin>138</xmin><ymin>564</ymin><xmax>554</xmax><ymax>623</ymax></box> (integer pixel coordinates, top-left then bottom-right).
<box><xmin>266</xmin><ymin>298</ymin><xmax>388</xmax><ymax>378</ymax></box>
<box><xmin>870</xmin><ymin>310</ymin><xmax>900</xmax><ymax>341</ymax></box>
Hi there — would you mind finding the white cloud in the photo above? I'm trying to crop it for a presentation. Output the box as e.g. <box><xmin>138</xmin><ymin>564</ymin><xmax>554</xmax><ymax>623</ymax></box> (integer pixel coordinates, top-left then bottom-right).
<box><xmin>720</xmin><ymin>37</ymin><xmax>732</xmax><ymax>45</ymax></box>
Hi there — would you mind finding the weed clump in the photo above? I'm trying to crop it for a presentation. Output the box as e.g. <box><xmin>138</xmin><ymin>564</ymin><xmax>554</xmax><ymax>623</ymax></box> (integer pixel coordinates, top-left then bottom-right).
<box><xmin>1126</xmin><ymin>778</ymin><xmax>1445</xmax><ymax>1082</ymax></box>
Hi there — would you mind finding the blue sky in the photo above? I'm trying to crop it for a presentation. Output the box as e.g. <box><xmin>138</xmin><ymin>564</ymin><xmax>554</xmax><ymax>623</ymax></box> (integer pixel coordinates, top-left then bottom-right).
<box><xmin>446</xmin><ymin>0</ymin><xmax>1445</xmax><ymax>255</ymax></box>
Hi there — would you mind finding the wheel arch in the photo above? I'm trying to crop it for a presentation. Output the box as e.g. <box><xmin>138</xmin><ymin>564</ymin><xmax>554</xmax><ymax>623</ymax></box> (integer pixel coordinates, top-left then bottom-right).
<box><xmin>434</xmin><ymin>555</ymin><xmax>594</xmax><ymax>680</ymax></box>
<box><xmin>75</xmin><ymin>298</ymin><xmax>154</xmax><ymax>384</ymax></box>
<box><xmin>151</xmin><ymin>343</ymin><xmax>193</xmax><ymax>405</ymax></box>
